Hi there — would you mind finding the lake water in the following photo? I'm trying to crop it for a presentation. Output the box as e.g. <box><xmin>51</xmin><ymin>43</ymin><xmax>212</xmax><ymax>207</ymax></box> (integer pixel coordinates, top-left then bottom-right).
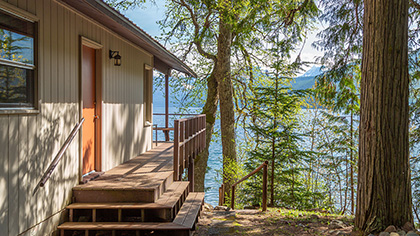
<box><xmin>153</xmin><ymin>107</ymin><xmax>222</xmax><ymax>206</ymax></box>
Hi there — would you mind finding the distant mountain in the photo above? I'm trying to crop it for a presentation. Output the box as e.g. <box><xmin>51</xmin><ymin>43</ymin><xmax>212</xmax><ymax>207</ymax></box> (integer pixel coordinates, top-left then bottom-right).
<box><xmin>153</xmin><ymin>66</ymin><xmax>323</xmax><ymax>108</ymax></box>
<box><xmin>290</xmin><ymin>66</ymin><xmax>323</xmax><ymax>90</ymax></box>
<box><xmin>302</xmin><ymin>66</ymin><xmax>323</xmax><ymax>77</ymax></box>
<box><xmin>153</xmin><ymin>85</ymin><xmax>204</xmax><ymax>109</ymax></box>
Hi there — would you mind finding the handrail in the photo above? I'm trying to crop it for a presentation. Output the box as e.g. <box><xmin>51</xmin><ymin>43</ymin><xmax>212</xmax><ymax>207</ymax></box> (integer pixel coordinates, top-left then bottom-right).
<box><xmin>173</xmin><ymin>114</ymin><xmax>206</xmax><ymax>192</ymax></box>
<box><xmin>230</xmin><ymin>160</ymin><xmax>268</xmax><ymax>211</ymax></box>
<box><xmin>153</xmin><ymin>113</ymin><xmax>202</xmax><ymax>142</ymax></box>
<box><xmin>33</xmin><ymin>118</ymin><xmax>85</xmax><ymax>195</ymax></box>
<box><xmin>153</xmin><ymin>113</ymin><xmax>200</xmax><ymax>116</ymax></box>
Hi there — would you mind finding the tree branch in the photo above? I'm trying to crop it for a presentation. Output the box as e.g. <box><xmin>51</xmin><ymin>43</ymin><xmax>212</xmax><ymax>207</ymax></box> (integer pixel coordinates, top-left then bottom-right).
<box><xmin>284</xmin><ymin>0</ymin><xmax>310</xmax><ymax>26</ymax></box>
<box><xmin>411</xmin><ymin>0</ymin><xmax>420</xmax><ymax>11</ymax></box>
<box><xmin>174</xmin><ymin>0</ymin><xmax>217</xmax><ymax>61</ymax></box>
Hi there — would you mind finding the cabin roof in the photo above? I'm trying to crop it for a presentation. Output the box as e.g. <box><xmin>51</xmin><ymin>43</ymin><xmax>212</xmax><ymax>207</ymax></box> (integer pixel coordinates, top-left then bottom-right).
<box><xmin>60</xmin><ymin>0</ymin><xmax>197</xmax><ymax>77</ymax></box>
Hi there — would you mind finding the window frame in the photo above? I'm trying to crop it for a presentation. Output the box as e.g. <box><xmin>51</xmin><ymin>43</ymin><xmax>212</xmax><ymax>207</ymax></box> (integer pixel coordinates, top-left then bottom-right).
<box><xmin>144</xmin><ymin>64</ymin><xmax>153</xmax><ymax>125</ymax></box>
<box><xmin>0</xmin><ymin>1</ymin><xmax>39</xmax><ymax>115</ymax></box>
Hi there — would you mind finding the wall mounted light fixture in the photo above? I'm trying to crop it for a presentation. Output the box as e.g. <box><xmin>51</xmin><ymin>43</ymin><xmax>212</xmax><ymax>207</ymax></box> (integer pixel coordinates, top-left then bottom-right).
<box><xmin>109</xmin><ymin>50</ymin><xmax>121</xmax><ymax>66</ymax></box>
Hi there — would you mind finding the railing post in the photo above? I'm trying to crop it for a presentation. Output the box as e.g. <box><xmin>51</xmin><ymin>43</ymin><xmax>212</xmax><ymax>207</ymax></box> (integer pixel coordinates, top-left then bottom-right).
<box><xmin>173</xmin><ymin>120</ymin><xmax>180</xmax><ymax>181</ymax></box>
<box><xmin>180</xmin><ymin>121</ymin><xmax>185</xmax><ymax>180</ymax></box>
<box><xmin>231</xmin><ymin>185</ymin><xmax>235</xmax><ymax>209</ymax></box>
<box><xmin>202</xmin><ymin>115</ymin><xmax>206</xmax><ymax>151</ymax></box>
<box><xmin>262</xmin><ymin>163</ymin><xmax>268</xmax><ymax>212</ymax></box>
<box><xmin>219</xmin><ymin>184</ymin><xmax>225</xmax><ymax>206</ymax></box>
<box><xmin>153</xmin><ymin>124</ymin><xmax>158</xmax><ymax>147</ymax></box>
<box><xmin>165</xmin><ymin>74</ymin><xmax>169</xmax><ymax>139</ymax></box>
<box><xmin>219</xmin><ymin>186</ymin><xmax>223</xmax><ymax>206</ymax></box>
<box><xmin>188</xmin><ymin>155</ymin><xmax>194</xmax><ymax>192</ymax></box>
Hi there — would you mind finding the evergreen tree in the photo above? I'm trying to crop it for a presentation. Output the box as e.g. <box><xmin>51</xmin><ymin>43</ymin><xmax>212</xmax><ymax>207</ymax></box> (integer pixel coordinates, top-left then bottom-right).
<box><xmin>356</xmin><ymin>0</ymin><xmax>412</xmax><ymax>233</ymax></box>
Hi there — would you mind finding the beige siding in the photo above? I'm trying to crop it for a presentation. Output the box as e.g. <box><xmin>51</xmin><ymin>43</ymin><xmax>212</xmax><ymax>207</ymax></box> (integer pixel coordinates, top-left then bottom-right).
<box><xmin>0</xmin><ymin>0</ymin><xmax>154</xmax><ymax>235</ymax></box>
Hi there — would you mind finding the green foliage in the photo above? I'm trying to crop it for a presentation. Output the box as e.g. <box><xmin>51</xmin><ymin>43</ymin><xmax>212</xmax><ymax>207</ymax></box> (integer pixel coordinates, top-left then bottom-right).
<box><xmin>153</xmin><ymin>0</ymin><xmax>319</xmax><ymax>113</ymax></box>
<box><xmin>309</xmin><ymin>109</ymin><xmax>358</xmax><ymax>214</ymax></box>
<box><xmin>242</xmin><ymin>83</ymin><xmax>312</xmax><ymax>208</ymax></box>
<box><xmin>236</xmin><ymin>27</ymin><xmax>326</xmax><ymax>209</ymax></box>
<box><xmin>104</xmin><ymin>0</ymin><xmax>151</xmax><ymax>10</ymax></box>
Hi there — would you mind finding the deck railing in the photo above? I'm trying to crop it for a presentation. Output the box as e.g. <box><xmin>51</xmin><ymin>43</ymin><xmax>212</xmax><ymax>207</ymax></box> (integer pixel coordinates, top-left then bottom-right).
<box><xmin>229</xmin><ymin>161</ymin><xmax>268</xmax><ymax>211</ymax></box>
<box><xmin>173</xmin><ymin>114</ymin><xmax>206</xmax><ymax>192</ymax></box>
<box><xmin>153</xmin><ymin>113</ymin><xmax>200</xmax><ymax>142</ymax></box>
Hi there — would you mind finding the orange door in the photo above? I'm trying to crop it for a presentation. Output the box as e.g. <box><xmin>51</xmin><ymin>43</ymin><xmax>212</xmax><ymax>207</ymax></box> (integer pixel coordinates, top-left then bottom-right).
<box><xmin>82</xmin><ymin>45</ymin><xmax>97</xmax><ymax>175</ymax></box>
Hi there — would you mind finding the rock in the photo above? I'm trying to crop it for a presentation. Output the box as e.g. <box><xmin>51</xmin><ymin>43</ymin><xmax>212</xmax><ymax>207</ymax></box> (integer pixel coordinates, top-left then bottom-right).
<box><xmin>297</xmin><ymin>223</ymin><xmax>307</xmax><ymax>228</ymax></box>
<box><xmin>402</xmin><ymin>222</ymin><xmax>415</xmax><ymax>232</ymax></box>
<box><xmin>244</xmin><ymin>205</ymin><xmax>259</xmax><ymax>210</ymax></box>
<box><xmin>406</xmin><ymin>231</ymin><xmax>418</xmax><ymax>236</ymax></box>
<box><xmin>390</xmin><ymin>233</ymin><xmax>400</xmax><ymax>236</ymax></box>
<box><xmin>335</xmin><ymin>231</ymin><xmax>347</xmax><ymax>236</ymax></box>
<box><xmin>204</xmin><ymin>203</ymin><xmax>213</xmax><ymax>212</ymax></box>
<box><xmin>214</xmin><ymin>205</ymin><xmax>230</xmax><ymax>211</ymax></box>
<box><xmin>379</xmin><ymin>233</ymin><xmax>391</xmax><ymax>236</ymax></box>
<box><xmin>328</xmin><ymin>220</ymin><xmax>346</xmax><ymax>229</ymax></box>
<box><xmin>397</xmin><ymin>230</ymin><xmax>406</xmax><ymax>236</ymax></box>
<box><xmin>385</xmin><ymin>226</ymin><xmax>397</xmax><ymax>232</ymax></box>
<box><xmin>310</xmin><ymin>214</ymin><xmax>320</xmax><ymax>219</ymax></box>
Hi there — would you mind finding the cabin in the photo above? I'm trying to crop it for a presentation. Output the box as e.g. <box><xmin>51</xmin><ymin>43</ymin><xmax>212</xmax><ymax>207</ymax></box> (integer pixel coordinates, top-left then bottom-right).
<box><xmin>0</xmin><ymin>0</ymin><xmax>205</xmax><ymax>235</ymax></box>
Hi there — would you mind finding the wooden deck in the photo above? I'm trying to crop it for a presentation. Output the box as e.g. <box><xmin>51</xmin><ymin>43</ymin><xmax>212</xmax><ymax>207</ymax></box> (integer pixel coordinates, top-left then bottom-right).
<box><xmin>60</xmin><ymin>142</ymin><xmax>204</xmax><ymax>236</ymax></box>
<box><xmin>73</xmin><ymin>143</ymin><xmax>175</xmax><ymax>203</ymax></box>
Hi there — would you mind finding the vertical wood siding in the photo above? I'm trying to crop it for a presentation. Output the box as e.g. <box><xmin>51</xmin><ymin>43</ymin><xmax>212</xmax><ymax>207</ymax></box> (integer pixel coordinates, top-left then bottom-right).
<box><xmin>0</xmin><ymin>0</ymin><xmax>153</xmax><ymax>235</ymax></box>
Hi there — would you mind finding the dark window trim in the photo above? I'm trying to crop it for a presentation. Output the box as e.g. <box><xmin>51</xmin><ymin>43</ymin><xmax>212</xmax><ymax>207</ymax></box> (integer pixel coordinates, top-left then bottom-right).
<box><xmin>0</xmin><ymin>58</ymin><xmax>35</xmax><ymax>69</ymax></box>
<box><xmin>0</xmin><ymin>6</ymin><xmax>39</xmax><ymax>114</ymax></box>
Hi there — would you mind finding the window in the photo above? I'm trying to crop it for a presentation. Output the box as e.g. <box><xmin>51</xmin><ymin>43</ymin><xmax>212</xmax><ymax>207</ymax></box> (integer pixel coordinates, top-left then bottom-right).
<box><xmin>144</xmin><ymin>65</ymin><xmax>153</xmax><ymax>123</ymax></box>
<box><xmin>0</xmin><ymin>11</ymin><xmax>36</xmax><ymax>108</ymax></box>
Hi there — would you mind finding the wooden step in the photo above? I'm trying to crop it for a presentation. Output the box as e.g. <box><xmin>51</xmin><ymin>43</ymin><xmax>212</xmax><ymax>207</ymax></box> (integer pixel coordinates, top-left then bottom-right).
<box><xmin>57</xmin><ymin>222</ymin><xmax>189</xmax><ymax>230</ymax></box>
<box><xmin>73</xmin><ymin>145</ymin><xmax>175</xmax><ymax>203</ymax></box>
<box><xmin>59</xmin><ymin>192</ymin><xmax>205</xmax><ymax>236</ymax></box>
<box><xmin>58</xmin><ymin>222</ymin><xmax>190</xmax><ymax>236</ymax></box>
<box><xmin>173</xmin><ymin>192</ymin><xmax>205</xmax><ymax>229</ymax></box>
<box><xmin>67</xmin><ymin>182</ymin><xmax>190</xmax><ymax>222</ymax></box>
<box><xmin>72</xmin><ymin>171</ymin><xmax>174</xmax><ymax>203</ymax></box>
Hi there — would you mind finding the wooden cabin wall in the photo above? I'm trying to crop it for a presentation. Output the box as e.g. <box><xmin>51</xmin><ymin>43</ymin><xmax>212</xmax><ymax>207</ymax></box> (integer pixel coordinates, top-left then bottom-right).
<box><xmin>0</xmin><ymin>0</ymin><xmax>153</xmax><ymax>235</ymax></box>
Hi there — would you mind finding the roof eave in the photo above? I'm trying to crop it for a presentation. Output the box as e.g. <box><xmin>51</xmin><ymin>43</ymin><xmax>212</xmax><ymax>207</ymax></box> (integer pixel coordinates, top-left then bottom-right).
<box><xmin>60</xmin><ymin>0</ymin><xmax>197</xmax><ymax>78</ymax></box>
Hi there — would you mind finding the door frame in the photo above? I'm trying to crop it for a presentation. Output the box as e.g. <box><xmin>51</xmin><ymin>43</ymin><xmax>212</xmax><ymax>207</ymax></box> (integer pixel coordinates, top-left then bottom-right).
<box><xmin>79</xmin><ymin>36</ymin><xmax>103</xmax><ymax>182</ymax></box>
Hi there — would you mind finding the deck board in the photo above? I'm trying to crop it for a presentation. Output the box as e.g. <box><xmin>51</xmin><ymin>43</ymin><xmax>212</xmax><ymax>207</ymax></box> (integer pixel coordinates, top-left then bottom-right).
<box><xmin>173</xmin><ymin>192</ymin><xmax>205</xmax><ymax>228</ymax></box>
<box><xmin>73</xmin><ymin>143</ymin><xmax>175</xmax><ymax>202</ymax></box>
<box><xmin>58</xmin><ymin>222</ymin><xmax>189</xmax><ymax>230</ymax></box>
<box><xmin>67</xmin><ymin>182</ymin><xmax>189</xmax><ymax>209</ymax></box>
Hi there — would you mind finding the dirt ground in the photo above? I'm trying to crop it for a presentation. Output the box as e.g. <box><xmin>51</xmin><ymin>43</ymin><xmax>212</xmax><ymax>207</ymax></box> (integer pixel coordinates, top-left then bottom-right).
<box><xmin>194</xmin><ymin>207</ymin><xmax>354</xmax><ymax>236</ymax></box>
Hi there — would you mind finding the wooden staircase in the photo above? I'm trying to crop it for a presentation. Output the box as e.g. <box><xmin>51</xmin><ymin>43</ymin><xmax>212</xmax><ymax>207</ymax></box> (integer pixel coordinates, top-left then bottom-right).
<box><xmin>59</xmin><ymin>181</ymin><xmax>204</xmax><ymax>236</ymax></box>
<box><xmin>57</xmin><ymin>144</ymin><xmax>205</xmax><ymax>236</ymax></box>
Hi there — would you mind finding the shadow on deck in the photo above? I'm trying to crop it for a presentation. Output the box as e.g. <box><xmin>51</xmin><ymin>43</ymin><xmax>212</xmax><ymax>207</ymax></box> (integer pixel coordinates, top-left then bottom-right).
<box><xmin>73</xmin><ymin>143</ymin><xmax>175</xmax><ymax>203</ymax></box>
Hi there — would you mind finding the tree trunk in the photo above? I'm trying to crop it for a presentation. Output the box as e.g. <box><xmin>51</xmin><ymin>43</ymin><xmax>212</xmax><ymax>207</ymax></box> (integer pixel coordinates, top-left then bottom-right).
<box><xmin>355</xmin><ymin>0</ymin><xmax>412</xmax><ymax>233</ymax></box>
<box><xmin>350</xmin><ymin>110</ymin><xmax>354</xmax><ymax>215</ymax></box>
<box><xmin>215</xmin><ymin>17</ymin><xmax>237</xmax><ymax>196</ymax></box>
<box><xmin>194</xmin><ymin>73</ymin><xmax>219</xmax><ymax>192</ymax></box>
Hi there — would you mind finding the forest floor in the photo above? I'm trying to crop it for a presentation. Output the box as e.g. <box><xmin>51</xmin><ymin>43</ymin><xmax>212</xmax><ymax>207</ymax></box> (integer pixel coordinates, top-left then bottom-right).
<box><xmin>194</xmin><ymin>206</ymin><xmax>355</xmax><ymax>236</ymax></box>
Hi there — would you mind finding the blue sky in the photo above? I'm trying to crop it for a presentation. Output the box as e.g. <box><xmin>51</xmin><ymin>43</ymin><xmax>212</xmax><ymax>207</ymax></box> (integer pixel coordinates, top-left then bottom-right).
<box><xmin>123</xmin><ymin>1</ymin><xmax>322</xmax><ymax>65</ymax></box>
<box><xmin>124</xmin><ymin>1</ymin><xmax>165</xmax><ymax>38</ymax></box>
